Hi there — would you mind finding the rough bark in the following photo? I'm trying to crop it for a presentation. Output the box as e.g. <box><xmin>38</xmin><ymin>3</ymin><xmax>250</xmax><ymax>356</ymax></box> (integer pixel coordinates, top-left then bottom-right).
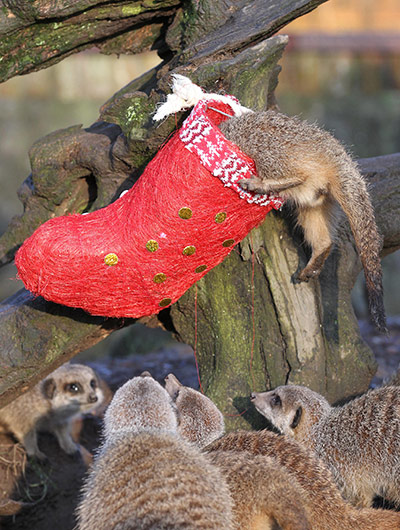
<box><xmin>0</xmin><ymin>0</ymin><xmax>180</xmax><ymax>82</ymax></box>
<box><xmin>0</xmin><ymin>0</ymin><xmax>326</xmax><ymax>82</ymax></box>
<box><xmin>169</xmin><ymin>154</ymin><xmax>400</xmax><ymax>428</ymax></box>
<box><xmin>2</xmin><ymin>0</ymin><xmax>399</xmax><ymax>431</ymax></box>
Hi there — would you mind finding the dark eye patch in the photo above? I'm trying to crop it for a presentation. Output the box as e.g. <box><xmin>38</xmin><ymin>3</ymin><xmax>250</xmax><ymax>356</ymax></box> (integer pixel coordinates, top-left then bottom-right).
<box><xmin>65</xmin><ymin>382</ymin><xmax>83</xmax><ymax>394</ymax></box>
<box><xmin>271</xmin><ymin>393</ymin><xmax>282</xmax><ymax>407</ymax></box>
<box><xmin>90</xmin><ymin>378</ymin><xmax>97</xmax><ymax>390</ymax></box>
<box><xmin>169</xmin><ymin>388</ymin><xmax>180</xmax><ymax>401</ymax></box>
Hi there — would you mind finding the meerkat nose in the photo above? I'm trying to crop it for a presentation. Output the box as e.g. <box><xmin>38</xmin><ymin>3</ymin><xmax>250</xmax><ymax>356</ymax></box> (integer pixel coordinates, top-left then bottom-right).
<box><xmin>250</xmin><ymin>393</ymin><xmax>257</xmax><ymax>401</ymax></box>
<box><xmin>89</xmin><ymin>394</ymin><xmax>98</xmax><ymax>403</ymax></box>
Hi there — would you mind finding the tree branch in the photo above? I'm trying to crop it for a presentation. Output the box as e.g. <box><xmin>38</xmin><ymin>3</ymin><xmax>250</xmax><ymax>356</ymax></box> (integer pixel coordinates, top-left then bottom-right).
<box><xmin>0</xmin><ymin>0</ymin><xmax>180</xmax><ymax>82</ymax></box>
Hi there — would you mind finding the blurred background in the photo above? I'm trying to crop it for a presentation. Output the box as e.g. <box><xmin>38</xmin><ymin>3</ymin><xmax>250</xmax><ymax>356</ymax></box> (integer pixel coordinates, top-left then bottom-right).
<box><xmin>0</xmin><ymin>0</ymin><xmax>399</xmax><ymax>359</ymax></box>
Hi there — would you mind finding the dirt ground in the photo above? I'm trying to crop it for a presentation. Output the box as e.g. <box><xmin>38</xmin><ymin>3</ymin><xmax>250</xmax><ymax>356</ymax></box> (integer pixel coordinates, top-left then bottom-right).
<box><xmin>0</xmin><ymin>321</ymin><xmax>399</xmax><ymax>530</ymax></box>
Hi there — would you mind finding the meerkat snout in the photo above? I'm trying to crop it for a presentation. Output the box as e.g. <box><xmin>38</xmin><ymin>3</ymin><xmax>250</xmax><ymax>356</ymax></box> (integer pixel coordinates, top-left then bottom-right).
<box><xmin>250</xmin><ymin>391</ymin><xmax>282</xmax><ymax>409</ymax></box>
<box><xmin>164</xmin><ymin>373</ymin><xmax>181</xmax><ymax>400</ymax></box>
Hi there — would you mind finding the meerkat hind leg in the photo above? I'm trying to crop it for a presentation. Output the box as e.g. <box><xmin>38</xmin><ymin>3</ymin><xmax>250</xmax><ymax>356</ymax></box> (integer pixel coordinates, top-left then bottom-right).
<box><xmin>295</xmin><ymin>204</ymin><xmax>333</xmax><ymax>283</ymax></box>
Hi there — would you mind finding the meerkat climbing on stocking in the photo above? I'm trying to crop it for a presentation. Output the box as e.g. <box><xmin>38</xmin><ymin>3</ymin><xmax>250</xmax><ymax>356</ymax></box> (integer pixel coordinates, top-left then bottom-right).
<box><xmin>220</xmin><ymin>111</ymin><xmax>386</xmax><ymax>332</ymax></box>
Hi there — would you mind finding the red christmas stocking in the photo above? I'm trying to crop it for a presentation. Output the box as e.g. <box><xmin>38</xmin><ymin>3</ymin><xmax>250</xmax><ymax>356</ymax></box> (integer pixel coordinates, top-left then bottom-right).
<box><xmin>15</xmin><ymin>77</ymin><xmax>283</xmax><ymax>318</ymax></box>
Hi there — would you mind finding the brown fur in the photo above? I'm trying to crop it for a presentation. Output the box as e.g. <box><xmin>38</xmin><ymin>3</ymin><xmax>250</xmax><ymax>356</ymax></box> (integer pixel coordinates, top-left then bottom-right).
<box><xmin>165</xmin><ymin>373</ymin><xmax>225</xmax><ymax>448</ymax></box>
<box><xmin>0</xmin><ymin>363</ymin><xmax>103</xmax><ymax>460</ymax></box>
<box><xmin>209</xmin><ymin>450</ymin><xmax>311</xmax><ymax>530</ymax></box>
<box><xmin>220</xmin><ymin>111</ymin><xmax>386</xmax><ymax>332</ymax></box>
<box><xmin>252</xmin><ymin>385</ymin><xmax>400</xmax><ymax>509</ymax></box>
<box><xmin>165</xmin><ymin>376</ymin><xmax>310</xmax><ymax>529</ymax></box>
<box><xmin>76</xmin><ymin>375</ymin><xmax>234</xmax><ymax>530</ymax></box>
<box><xmin>207</xmin><ymin>430</ymin><xmax>400</xmax><ymax>529</ymax></box>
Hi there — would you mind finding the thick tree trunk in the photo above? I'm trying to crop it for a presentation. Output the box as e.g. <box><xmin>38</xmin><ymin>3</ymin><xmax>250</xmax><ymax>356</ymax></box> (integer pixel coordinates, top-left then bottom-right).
<box><xmin>1</xmin><ymin>0</ymin><xmax>399</xmax><ymax>430</ymax></box>
<box><xmin>169</xmin><ymin>154</ymin><xmax>400</xmax><ymax>428</ymax></box>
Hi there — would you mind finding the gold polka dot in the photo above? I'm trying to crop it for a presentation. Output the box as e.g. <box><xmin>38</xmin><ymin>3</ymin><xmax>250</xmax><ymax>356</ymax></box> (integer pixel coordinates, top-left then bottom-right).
<box><xmin>159</xmin><ymin>298</ymin><xmax>172</xmax><ymax>307</ymax></box>
<box><xmin>146</xmin><ymin>240</ymin><xmax>159</xmax><ymax>252</ymax></box>
<box><xmin>153</xmin><ymin>273</ymin><xmax>167</xmax><ymax>284</ymax></box>
<box><xmin>222</xmin><ymin>239</ymin><xmax>235</xmax><ymax>247</ymax></box>
<box><xmin>179</xmin><ymin>207</ymin><xmax>192</xmax><ymax>219</ymax></box>
<box><xmin>104</xmin><ymin>253</ymin><xmax>118</xmax><ymax>266</ymax></box>
<box><xmin>195</xmin><ymin>265</ymin><xmax>207</xmax><ymax>273</ymax></box>
<box><xmin>183</xmin><ymin>245</ymin><xmax>196</xmax><ymax>256</ymax></box>
<box><xmin>215</xmin><ymin>212</ymin><xmax>227</xmax><ymax>223</ymax></box>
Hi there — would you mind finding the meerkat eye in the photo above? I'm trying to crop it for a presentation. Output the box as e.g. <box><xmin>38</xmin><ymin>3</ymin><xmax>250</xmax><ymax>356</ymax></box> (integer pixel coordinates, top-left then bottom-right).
<box><xmin>271</xmin><ymin>394</ymin><xmax>281</xmax><ymax>407</ymax></box>
<box><xmin>172</xmin><ymin>388</ymin><xmax>180</xmax><ymax>401</ymax></box>
<box><xmin>90</xmin><ymin>379</ymin><xmax>97</xmax><ymax>390</ymax></box>
<box><xmin>65</xmin><ymin>382</ymin><xmax>82</xmax><ymax>394</ymax></box>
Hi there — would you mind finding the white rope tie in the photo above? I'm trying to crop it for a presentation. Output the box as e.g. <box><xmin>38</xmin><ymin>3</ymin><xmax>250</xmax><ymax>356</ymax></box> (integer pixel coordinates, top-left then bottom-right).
<box><xmin>153</xmin><ymin>74</ymin><xmax>253</xmax><ymax>121</ymax></box>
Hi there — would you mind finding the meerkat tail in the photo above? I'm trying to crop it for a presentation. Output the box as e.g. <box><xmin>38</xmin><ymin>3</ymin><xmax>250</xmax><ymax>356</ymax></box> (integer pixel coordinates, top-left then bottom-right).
<box><xmin>331</xmin><ymin>163</ymin><xmax>386</xmax><ymax>333</ymax></box>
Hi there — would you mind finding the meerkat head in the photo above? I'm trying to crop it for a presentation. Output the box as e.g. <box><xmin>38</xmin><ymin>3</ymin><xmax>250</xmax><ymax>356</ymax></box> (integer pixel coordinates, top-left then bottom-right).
<box><xmin>41</xmin><ymin>363</ymin><xmax>104</xmax><ymax>417</ymax></box>
<box><xmin>103</xmin><ymin>372</ymin><xmax>178</xmax><ymax>442</ymax></box>
<box><xmin>251</xmin><ymin>385</ymin><xmax>331</xmax><ymax>440</ymax></box>
<box><xmin>164</xmin><ymin>373</ymin><xmax>224</xmax><ymax>448</ymax></box>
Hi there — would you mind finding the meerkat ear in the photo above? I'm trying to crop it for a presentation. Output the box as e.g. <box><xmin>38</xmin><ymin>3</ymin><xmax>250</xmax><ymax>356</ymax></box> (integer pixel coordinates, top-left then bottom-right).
<box><xmin>42</xmin><ymin>378</ymin><xmax>56</xmax><ymax>399</ymax></box>
<box><xmin>140</xmin><ymin>371</ymin><xmax>153</xmax><ymax>378</ymax></box>
<box><xmin>290</xmin><ymin>406</ymin><xmax>303</xmax><ymax>429</ymax></box>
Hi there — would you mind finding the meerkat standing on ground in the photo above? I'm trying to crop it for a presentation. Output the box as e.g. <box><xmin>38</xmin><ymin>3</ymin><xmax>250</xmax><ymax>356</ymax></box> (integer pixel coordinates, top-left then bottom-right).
<box><xmin>219</xmin><ymin>111</ymin><xmax>386</xmax><ymax>332</ymax></box>
<box><xmin>168</xmin><ymin>376</ymin><xmax>400</xmax><ymax>529</ymax></box>
<box><xmin>0</xmin><ymin>363</ymin><xmax>103</xmax><ymax>460</ymax></box>
<box><xmin>76</xmin><ymin>373</ymin><xmax>234</xmax><ymax>530</ymax></box>
<box><xmin>251</xmin><ymin>384</ymin><xmax>400</xmax><ymax>509</ymax></box>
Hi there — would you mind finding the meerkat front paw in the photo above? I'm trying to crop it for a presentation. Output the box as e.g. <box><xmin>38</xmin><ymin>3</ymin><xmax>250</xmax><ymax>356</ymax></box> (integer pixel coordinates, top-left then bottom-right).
<box><xmin>26</xmin><ymin>447</ymin><xmax>48</xmax><ymax>462</ymax></box>
<box><xmin>58</xmin><ymin>434</ymin><xmax>80</xmax><ymax>455</ymax></box>
<box><xmin>239</xmin><ymin>177</ymin><xmax>269</xmax><ymax>195</ymax></box>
